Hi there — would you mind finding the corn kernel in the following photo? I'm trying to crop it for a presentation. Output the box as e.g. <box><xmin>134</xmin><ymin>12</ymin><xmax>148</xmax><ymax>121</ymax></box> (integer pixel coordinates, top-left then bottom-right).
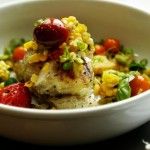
<box><xmin>28</xmin><ymin>52</ymin><xmax>48</xmax><ymax>64</ymax></box>
<box><xmin>76</xmin><ymin>24</ymin><xmax>87</xmax><ymax>33</ymax></box>
<box><xmin>41</xmin><ymin>63</ymin><xmax>50</xmax><ymax>73</ymax></box>
<box><xmin>24</xmin><ymin>41</ymin><xmax>38</xmax><ymax>50</ymax></box>
<box><xmin>0</xmin><ymin>61</ymin><xmax>10</xmax><ymax>81</ymax></box>
<box><xmin>102</xmin><ymin>71</ymin><xmax>120</xmax><ymax>87</ymax></box>
<box><xmin>31</xmin><ymin>74</ymin><xmax>38</xmax><ymax>83</ymax></box>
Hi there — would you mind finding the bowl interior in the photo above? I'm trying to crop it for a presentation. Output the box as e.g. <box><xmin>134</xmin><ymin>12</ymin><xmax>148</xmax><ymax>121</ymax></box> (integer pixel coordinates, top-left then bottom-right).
<box><xmin>0</xmin><ymin>0</ymin><xmax>150</xmax><ymax>113</ymax></box>
<box><xmin>0</xmin><ymin>0</ymin><xmax>150</xmax><ymax>58</ymax></box>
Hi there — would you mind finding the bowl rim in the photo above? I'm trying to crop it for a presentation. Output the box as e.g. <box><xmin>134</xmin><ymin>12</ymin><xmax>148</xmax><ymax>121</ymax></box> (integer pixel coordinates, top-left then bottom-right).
<box><xmin>0</xmin><ymin>0</ymin><xmax>150</xmax><ymax>119</ymax></box>
<box><xmin>0</xmin><ymin>0</ymin><xmax>150</xmax><ymax>15</ymax></box>
<box><xmin>0</xmin><ymin>90</ymin><xmax>150</xmax><ymax>119</ymax></box>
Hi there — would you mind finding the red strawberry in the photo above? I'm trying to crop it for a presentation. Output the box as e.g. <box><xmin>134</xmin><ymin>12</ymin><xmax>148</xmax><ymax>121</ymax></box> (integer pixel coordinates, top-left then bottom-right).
<box><xmin>0</xmin><ymin>83</ymin><xmax>31</xmax><ymax>108</ymax></box>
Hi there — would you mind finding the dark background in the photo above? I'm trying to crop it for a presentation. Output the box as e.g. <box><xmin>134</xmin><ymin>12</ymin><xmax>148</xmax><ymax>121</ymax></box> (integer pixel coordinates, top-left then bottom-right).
<box><xmin>0</xmin><ymin>121</ymin><xmax>149</xmax><ymax>150</ymax></box>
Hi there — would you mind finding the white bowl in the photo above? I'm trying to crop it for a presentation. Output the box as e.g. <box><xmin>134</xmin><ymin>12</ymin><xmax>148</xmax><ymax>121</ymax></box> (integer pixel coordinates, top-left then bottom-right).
<box><xmin>0</xmin><ymin>0</ymin><xmax>150</xmax><ymax>145</ymax></box>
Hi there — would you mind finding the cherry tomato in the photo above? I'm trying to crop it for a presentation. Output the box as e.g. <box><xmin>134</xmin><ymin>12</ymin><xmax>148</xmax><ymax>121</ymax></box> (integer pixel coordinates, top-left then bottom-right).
<box><xmin>12</xmin><ymin>46</ymin><xmax>26</xmax><ymax>61</ymax></box>
<box><xmin>94</xmin><ymin>44</ymin><xmax>106</xmax><ymax>55</ymax></box>
<box><xmin>34</xmin><ymin>18</ymin><xmax>69</xmax><ymax>49</ymax></box>
<box><xmin>0</xmin><ymin>83</ymin><xmax>31</xmax><ymax>108</ymax></box>
<box><xmin>129</xmin><ymin>75</ymin><xmax>150</xmax><ymax>96</ymax></box>
<box><xmin>103</xmin><ymin>38</ymin><xmax>120</xmax><ymax>54</ymax></box>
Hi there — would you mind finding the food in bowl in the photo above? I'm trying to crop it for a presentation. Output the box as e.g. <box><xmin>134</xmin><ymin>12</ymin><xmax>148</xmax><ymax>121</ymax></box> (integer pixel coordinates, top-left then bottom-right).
<box><xmin>93</xmin><ymin>38</ymin><xmax>150</xmax><ymax>104</ymax></box>
<box><xmin>0</xmin><ymin>0</ymin><xmax>150</xmax><ymax>146</ymax></box>
<box><xmin>0</xmin><ymin>16</ymin><xmax>150</xmax><ymax>109</ymax></box>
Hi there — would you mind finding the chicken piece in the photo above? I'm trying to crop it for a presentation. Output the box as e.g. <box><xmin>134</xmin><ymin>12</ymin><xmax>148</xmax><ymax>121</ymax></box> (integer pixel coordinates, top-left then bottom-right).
<box><xmin>14</xmin><ymin>16</ymin><xmax>95</xmax><ymax>104</ymax></box>
<box><xmin>29</xmin><ymin>59</ymin><xmax>93</xmax><ymax>97</ymax></box>
<box><xmin>49</xmin><ymin>94</ymin><xmax>100</xmax><ymax>109</ymax></box>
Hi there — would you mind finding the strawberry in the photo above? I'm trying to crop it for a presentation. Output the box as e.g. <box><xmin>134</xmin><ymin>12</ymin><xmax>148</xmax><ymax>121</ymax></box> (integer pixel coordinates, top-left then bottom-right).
<box><xmin>0</xmin><ymin>83</ymin><xmax>31</xmax><ymax>108</ymax></box>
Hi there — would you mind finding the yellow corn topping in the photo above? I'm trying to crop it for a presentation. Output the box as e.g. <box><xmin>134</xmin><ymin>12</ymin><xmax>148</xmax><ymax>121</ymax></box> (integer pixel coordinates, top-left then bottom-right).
<box><xmin>61</xmin><ymin>16</ymin><xmax>95</xmax><ymax>54</ymax></box>
<box><xmin>24</xmin><ymin>41</ymin><xmax>38</xmax><ymax>51</ymax></box>
<box><xmin>99</xmin><ymin>82</ymin><xmax>117</xmax><ymax>97</ymax></box>
<box><xmin>27</xmin><ymin>51</ymin><xmax>48</xmax><ymax>64</ymax></box>
<box><xmin>102</xmin><ymin>70</ymin><xmax>120</xmax><ymax>87</ymax></box>
<box><xmin>0</xmin><ymin>61</ymin><xmax>10</xmax><ymax>81</ymax></box>
<box><xmin>25</xmin><ymin>74</ymin><xmax>39</xmax><ymax>87</ymax></box>
<box><xmin>31</xmin><ymin>74</ymin><xmax>38</xmax><ymax>83</ymax></box>
<box><xmin>41</xmin><ymin>62</ymin><xmax>50</xmax><ymax>73</ymax></box>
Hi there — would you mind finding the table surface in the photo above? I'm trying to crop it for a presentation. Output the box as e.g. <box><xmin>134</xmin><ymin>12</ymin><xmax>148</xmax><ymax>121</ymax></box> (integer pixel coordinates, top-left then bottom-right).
<box><xmin>0</xmin><ymin>0</ymin><xmax>150</xmax><ymax>149</ymax></box>
<box><xmin>0</xmin><ymin>121</ymin><xmax>150</xmax><ymax>150</ymax></box>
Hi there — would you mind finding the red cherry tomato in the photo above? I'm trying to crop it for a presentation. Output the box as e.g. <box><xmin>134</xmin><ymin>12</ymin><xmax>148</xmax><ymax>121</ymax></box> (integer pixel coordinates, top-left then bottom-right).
<box><xmin>94</xmin><ymin>44</ymin><xmax>106</xmax><ymax>55</ymax></box>
<box><xmin>34</xmin><ymin>18</ymin><xmax>69</xmax><ymax>49</ymax></box>
<box><xmin>129</xmin><ymin>75</ymin><xmax>150</xmax><ymax>96</ymax></box>
<box><xmin>13</xmin><ymin>46</ymin><xmax>26</xmax><ymax>61</ymax></box>
<box><xmin>103</xmin><ymin>38</ymin><xmax>120</xmax><ymax>54</ymax></box>
<box><xmin>0</xmin><ymin>83</ymin><xmax>31</xmax><ymax>108</ymax></box>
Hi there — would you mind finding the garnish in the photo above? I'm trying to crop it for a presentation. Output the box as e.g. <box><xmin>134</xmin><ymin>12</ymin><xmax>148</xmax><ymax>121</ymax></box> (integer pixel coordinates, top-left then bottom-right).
<box><xmin>33</xmin><ymin>18</ymin><xmax>69</xmax><ymax>49</ymax></box>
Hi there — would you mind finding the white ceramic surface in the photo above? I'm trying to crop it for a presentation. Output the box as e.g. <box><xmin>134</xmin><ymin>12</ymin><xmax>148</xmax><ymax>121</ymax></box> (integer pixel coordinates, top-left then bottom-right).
<box><xmin>0</xmin><ymin>0</ymin><xmax>150</xmax><ymax>145</ymax></box>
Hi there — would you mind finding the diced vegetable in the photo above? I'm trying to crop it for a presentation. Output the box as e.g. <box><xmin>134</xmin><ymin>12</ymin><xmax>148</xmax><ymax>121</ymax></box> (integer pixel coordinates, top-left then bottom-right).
<box><xmin>94</xmin><ymin>44</ymin><xmax>106</xmax><ymax>55</ymax></box>
<box><xmin>129</xmin><ymin>59</ymin><xmax>148</xmax><ymax>71</ymax></box>
<box><xmin>4</xmin><ymin>38</ymin><xmax>26</xmax><ymax>55</ymax></box>
<box><xmin>121</xmin><ymin>47</ymin><xmax>133</xmax><ymax>54</ymax></box>
<box><xmin>33</xmin><ymin>18</ymin><xmax>69</xmax><ymax>49</ymax></box>
<box><xmin>4</xmin><ymin>77</ymin><xmax>18</xmax><ymax>86</ymax></box>
<box><xmin>117</xmin><ymin>78</ymin><xmax>131</xmax><ymax>101</ymax></box>
<box><xmin>103</xmin><ymin>38</ymin><xmax>120</xmax><ymax>54</ymax></box>
<box><xmin>0</xmin><ymin>54</ymin><xmax>10</xmax><ymax>60</ymax></box>
<box><xmin>0</xmin><ymin>83</ymin><xmax>31</xmax><ymax>108</ymax></box>
<box><xmin>0</xmin><ymin>61</ymin><xmax>10</xmax><ymax>81</ymax></box>
<box><xmin>129</xmin><ymin>75</ymin><xmax>150</xmax><ymax>96</ymax></box>
<box><xmin>63</xmin><ymin>61</ymin><xmax>73</xmax><ymax>70</ymax></box>
<box><xmin>12</xmin><ymin>46</ymin><xmax>27</xmax><ymax>61</ymax></box>
<box><xmin>115</xmin><ymin>53</ymin><xmax>133</xmax><ymax>66</ymax></box>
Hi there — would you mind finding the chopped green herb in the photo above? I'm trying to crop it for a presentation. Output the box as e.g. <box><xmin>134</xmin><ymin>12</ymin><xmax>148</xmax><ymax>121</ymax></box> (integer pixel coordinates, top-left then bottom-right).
<box><xmin>77</xmin><ymin>40</ymin><xmax>88</xmax><ymax>51</ymax></box>
<box><xmin>74</xmin><ymin>57</ymin><xmax>84</xmax><ymax>64</ymax></box>
<box><xmin>140</xmin><ymin>59</ymin><xmax>148</xmax><ymax>67</ymax></box>
<box><xmin>0</xmin><ymin>54</ymin><xmax>10</xmax><ymax>60</ymax></box>
<box><xmin>115</xmin><ymin>53</ymin><xmax>133</xmax><ymax>65</ymax></box>
<box><xmin>4</xmin><ymin>77</ymin><xmax>18</xmax><ymax>86</ymax></box>
<box><xmin>116</xmin><ymin>78</ymin><xmax>131</xmax><ymax>101</ymax></box>
<box><xmin>129</xmin><ymin>59</ymin><xmax>148</xmax><ymax>71</ymax></box>
<box><xmin>63</xmin><ymin>61</ymin><xmax>73</xmax><ymax>70</ymax></box>
<box><xmin>60</xmin><ymin>47</ymin><xmax>73</xmax><ymax>63</ymax></box>
<box><xmin>121</xmin><ymin>47</ymin><xmax>133</xmax><ymax>54</ymax></box>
